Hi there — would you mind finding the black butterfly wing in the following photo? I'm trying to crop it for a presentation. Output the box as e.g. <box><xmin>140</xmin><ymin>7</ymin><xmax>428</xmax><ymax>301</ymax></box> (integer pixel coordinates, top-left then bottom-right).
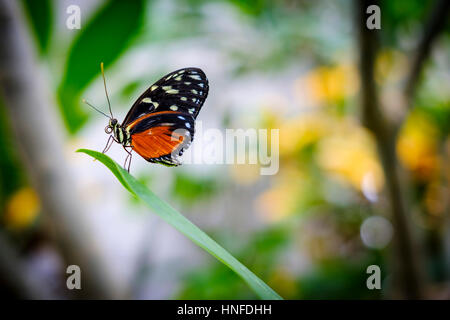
<box><xmin>123</xmin><ymin>67</ymin><xmax>208</xmax><ymax>166</ymax></box>
<box><xmin>122</xmin><ymin>67</ymin><xmax>208</xmax><ymax>127</ymax></box>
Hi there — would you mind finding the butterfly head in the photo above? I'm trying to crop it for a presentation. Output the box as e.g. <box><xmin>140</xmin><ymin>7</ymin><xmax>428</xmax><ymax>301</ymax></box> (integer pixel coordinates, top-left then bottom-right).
<box><xmin>105</xmin><ymin>118</ymin><xmax>118</xmax><ymax>134</ymax></box>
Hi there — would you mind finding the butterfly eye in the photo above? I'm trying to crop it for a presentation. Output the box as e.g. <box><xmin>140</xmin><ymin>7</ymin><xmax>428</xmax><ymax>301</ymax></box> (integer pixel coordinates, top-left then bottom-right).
<box><xmin>105</xmin><ymin>125</ymin><xmax>113</xmax><ymax>134</ymax></box>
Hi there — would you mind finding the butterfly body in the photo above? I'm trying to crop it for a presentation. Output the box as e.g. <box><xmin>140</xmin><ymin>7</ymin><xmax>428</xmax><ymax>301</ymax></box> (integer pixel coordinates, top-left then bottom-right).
<box><xmin>100</xmin><ymin>67</ymin><xmax>209</xmax><ymax>170</ymax></box>
<box><xmin>105</xmin><ymin>118</ymin><xmax>130</xmax><ymax>145</ymax></box>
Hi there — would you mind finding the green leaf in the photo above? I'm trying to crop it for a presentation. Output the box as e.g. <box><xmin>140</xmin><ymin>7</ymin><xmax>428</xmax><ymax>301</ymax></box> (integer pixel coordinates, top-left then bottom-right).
<box><xmin>77</xmin><ymin>148</ymin><xmax>283</xmax><ymax>300</ymax></box>
<box><xmin>20</xmin><ymin>0</ymin><xmax>52</xmax><ymax>55</ymax></box>
<box><xmin>59</xmin><ymin>0</ymin><xmax>146</xmax><ymax>133</ymax></box>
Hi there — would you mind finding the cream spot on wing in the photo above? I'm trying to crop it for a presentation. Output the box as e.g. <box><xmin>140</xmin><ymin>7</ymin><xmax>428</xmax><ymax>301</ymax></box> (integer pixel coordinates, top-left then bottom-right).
<box><xmin>142</xmin><ymin>98</ymin><xmax>152</xmax><ymax>103</ymax></box>
<box><xmin>170</xmin><ymin>105</ymin><xmax>178</xmax><ymax>111</ymax></box>
<box><xmin>166</xmin><ymin>89</ymin><xmax>179</xmax><ymax>94</ymax></box>
<box><xmin>151</xmin><ymin>85</ymin><xmax>158</xmax><ymax>91</ymax></box>
<box><xmin>198</xmin><ymin>83</ymin><xmax>204</xmax><ymax>88</ymax></box>
<box><xmin>188</xmin><ymin>108</ymin><xmax>195</xmax><ymax>114</ymax></box>
<box><xmin>191</xmin><ymin>89</ymin><xmax>198</xmax><ymax>94</ymax></box>
<box><xmin>189</xmin><ymin>75</ymin><xmax>201</xmax><ymax>80</ymax></box>
<box><xmin>180</xmin><ymin>97</ymin><xmax>187</xmax><ymax>101</ymax></box>
<box><xmin>163</xmin><ymin>86</ymin><xmax>172</xmax><ymax>90</ymax></box>
<box><xmin>184</xmin><ymin>82</ymin><xmax>191</xmax><ymax>85</ymax></box>
<box><xmin>175</xmin><ymin>76</ymin><xmax>182</xmax><ymax>81</ymax></box>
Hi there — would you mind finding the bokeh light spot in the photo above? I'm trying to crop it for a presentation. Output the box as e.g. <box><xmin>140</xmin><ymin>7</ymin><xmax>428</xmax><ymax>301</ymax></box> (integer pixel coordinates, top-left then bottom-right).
<box><xmin>360</xmin><ymin>216</ymin><xmax>393</xmax><ymax>249</ymax></box>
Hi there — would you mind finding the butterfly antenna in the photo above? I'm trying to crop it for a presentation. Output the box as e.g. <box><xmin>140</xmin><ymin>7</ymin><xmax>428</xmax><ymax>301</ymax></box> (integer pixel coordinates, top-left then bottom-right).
<box><xmin>82</xmin><ymin>99</ymin><xmax>110</xmax><ymax>118</ymax></box>
<box><xmin>100</xmin><ymin>62</ymin><xmax>113</xmax><ymax>118</ymax></box>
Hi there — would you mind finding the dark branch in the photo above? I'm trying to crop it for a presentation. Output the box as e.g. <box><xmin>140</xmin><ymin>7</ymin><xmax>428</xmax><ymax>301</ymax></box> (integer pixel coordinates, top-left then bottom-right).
<box><xmin>404</xmin><ymin>0</ymin><xmax>450</xmax><ymax>102</ymax></box>
<box><xmin>355</xmin><ymin>0</ymin><xmax>424</xmax><ymax>299</ymax></box>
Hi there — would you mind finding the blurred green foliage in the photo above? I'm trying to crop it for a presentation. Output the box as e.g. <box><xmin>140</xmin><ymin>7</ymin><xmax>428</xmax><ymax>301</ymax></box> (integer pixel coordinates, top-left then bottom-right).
<box><xmin>172</xmin><ymin>172</ymin><xmax>219</xmax><ymax>206</ymax></box>
<box><xmin>178</xmin><ymin>263</ymin><xmax>255</xmax><ymax>299</ymax></box>
<box><xmin>380</xmin><ymin>0</ymin><xmax>433</xmax><ymax>46</ymax></box>
<box><xmin>173</xmin><ymin>0</ymin><xmax>449</xmax><ymax>299</ymax></box>
<box><xmin>178</xmin><ymin>226</ymin><xmax>289</xmax><ymax>299</ymax></box>
<box><xmin>58</xmin><ymin>0</ymin><xmax>146</xmax><ymax>133</ymax></box>
<box><xmin>298</xmin><ymin>256</ymin><xmax>383</xmax><ymax>299</ymax></box>
<box><xmin>0</xmin><ymin>102</ymin><xmax>26</xmax><ymax>212</ymax></box>
<box><xmin>20</xmin><ymin>0</ymin><xmax>53</xmax><ymax>55</ymax></box>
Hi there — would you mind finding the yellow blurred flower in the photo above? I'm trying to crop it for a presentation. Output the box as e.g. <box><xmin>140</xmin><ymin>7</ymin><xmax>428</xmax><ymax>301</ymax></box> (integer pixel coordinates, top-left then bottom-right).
<box><xmin>279</xmin><ymin>112</ymin><xmax>333</xmax><ymax>156</ymax></box>
<box><xmin>317</xmin><ymin>122</ymin><xmax>384</xmax><ymax>193</ymax></box>
<box><xmin>229</xmin><ymin>163</ymin><xmax>261</xmax><ymax>185</ymax></box>
<box><xmin>259</xmin><ymin>107</ymin><xmax>282</xmax><ymax>131</ymax></box>
<box><xmin>256</xmin><ymin>184</ymin><xmax>296</xmax><ymax>222</ymax></box>
<box><xmin>4</xmin><ymin>187</ymin><xmax>40</xmax><ymax>230</ymax></box>
<box><xmin>375</xmin><ymin>49</ymin><xmax>408</xmax><ymax>85</ymax></box>
<box><xmin>255</xmin><ymin>165</ymin><xmax>303</xmax><ymax>222</ymax></box>
<box><xmin>295</xmin><ymin>64</ymin><xmax>359</xmax><ymax>106</ymax></box>
<box><xmin>397</xmin><ymin>112</ymin><xmax>439</xmax><ymax>181</ymax></box>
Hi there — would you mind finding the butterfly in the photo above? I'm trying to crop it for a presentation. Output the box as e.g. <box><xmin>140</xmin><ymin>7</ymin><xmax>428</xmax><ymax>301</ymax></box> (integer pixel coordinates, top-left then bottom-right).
<box><xmin>84</xmin><ymin>63</ymin><xmax>209</xmax><ymax>171</ymax></box>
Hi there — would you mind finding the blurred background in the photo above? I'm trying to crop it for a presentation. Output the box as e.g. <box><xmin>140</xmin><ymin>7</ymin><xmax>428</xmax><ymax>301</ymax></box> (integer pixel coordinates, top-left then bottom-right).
<box><xmin>0</xmin><ymin>0</ymin><xmax>449</xmax><ymax>299</ymax></box>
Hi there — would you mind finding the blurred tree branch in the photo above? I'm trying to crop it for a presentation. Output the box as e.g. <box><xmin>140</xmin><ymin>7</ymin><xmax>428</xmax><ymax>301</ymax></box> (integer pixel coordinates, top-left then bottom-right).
<box><xmin>400</xmin><ymin>0</ymin><xmax>449</xmax><ymax>294</ymax></box>
<box><xmin>355</xmin><ymin>0</ymin><xmax>424</xmax><ymax>299</ymax></box>
<box><xmin>404</xmin><ymin>0</ymin><xmax>450</xmax><ymax>107</ymax></box>
<box><xmin>0</xmin><ymin>0</ymin><xmax>122</xmax><ymax>299</ymax></box>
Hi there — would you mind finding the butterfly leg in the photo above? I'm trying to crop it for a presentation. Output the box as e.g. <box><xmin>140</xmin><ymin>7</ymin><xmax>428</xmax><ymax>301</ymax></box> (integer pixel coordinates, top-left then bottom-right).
<box><xmin>123</xmin><ymin>146</ymin><xmax>133</xmax><ymax>172</ymax></box>
<box><xmin>102</xmin><ymin>135</ymin><xmax>114</xmax><ymax>154</ymax></box>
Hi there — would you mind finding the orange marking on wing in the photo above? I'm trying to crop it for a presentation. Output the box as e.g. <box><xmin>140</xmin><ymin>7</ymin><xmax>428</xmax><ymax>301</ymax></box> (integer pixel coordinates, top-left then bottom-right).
<box><xmin>125</xmin><ymin>111</ymin><xmax>182</xmax><ymax>131</ymax></box>
<box><xmin>131</xmin><ymin>126</ymin><xmax>185</xmax><ymax>160</ymax></box>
